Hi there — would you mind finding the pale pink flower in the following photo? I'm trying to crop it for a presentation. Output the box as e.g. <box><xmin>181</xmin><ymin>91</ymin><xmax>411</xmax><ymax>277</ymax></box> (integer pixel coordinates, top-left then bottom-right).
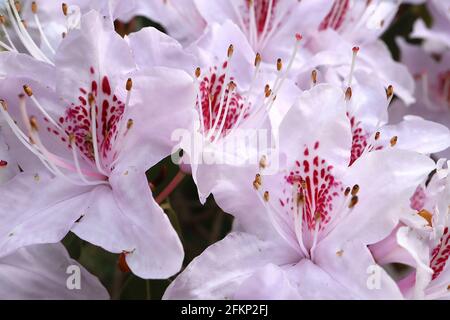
<box><xmin>0</xmin><ymin>10</ymin><xmax>195</xmax><ymax>279</ymax></box>
<box><xmin>163</xmin><ymin>84</ymin><xmax>435</xmax><ymax>300</ymax></box>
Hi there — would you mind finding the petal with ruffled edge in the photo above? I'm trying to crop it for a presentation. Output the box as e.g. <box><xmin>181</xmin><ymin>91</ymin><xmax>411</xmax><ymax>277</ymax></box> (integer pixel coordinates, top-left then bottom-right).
<box><xmin>380</xmin><ymin>115</ymin><xmax>450</xmax><ymax>155</ymax></box>
<box><xmin>0</xmin><ymin>243</ymin><xmax>108</xmax><ymax>299</ymax></box>
<box><xmin>163</xmin><ymin>232</ymin><xmax>298</xmax><ymax>299</ymax></box>
<box><xmin>0</xmin><ymin>172</ymin><xmax>92</xmax><ymax>258</ymax></box>
<box><xmin>315</xmin><ymin>149</ymin><xmax>435</xmax><ymax>299</ymax></box>
<box><xmin>72</xmin><ymin>166</ymin><xmax>184</xmax><ymax>279</ymax></box>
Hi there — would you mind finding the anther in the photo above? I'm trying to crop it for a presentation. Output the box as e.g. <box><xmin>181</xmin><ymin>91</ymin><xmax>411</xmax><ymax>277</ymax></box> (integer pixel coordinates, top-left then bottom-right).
<box><xmin>351</xmin><ymin>184</ymin><xmax>360</xmax><ymax>196</ymax></box>
<box><xmin>253</xmin><ymin>174</ymin><xmax>262</xmax><ymax>190</ymax></box>
<box><xmin>23</xmin><ymin>85</ymin><xmax>33</xmax><ymax>97</ymax></box>
<box><xmin>390</xmin><ymin>136</ymin><xmax>398</xmax><ymax>147</ymax></box>
<box><xmin>0</xmin><ymin>15</ymin><xmax>5</xmax><ymax>24</ymax></box>
<box><xmin>31</xmin><ymin>1</ymin><xmax>37</xmax><ymax>14</ymax></box>
<box><xmin>68</xmin><ymin>133</ymin><xmax>75</xmax><ymax>144</ymax></box>
<box><xmin>311</xmin><ymin>70</ymin><xmax>318</xmax><ymax>85</ymax></box>
<box><xmin>348</xmin><ymin>195</ymin><xmax>359</xmax><ymax>208</ymax></box>
<box><xmin>62</xmin><ymin>3</ymin><xmax>68</xmax><ymax>16</ymax></box>
<box><xmin>386</xmin><ymin>85</ymin><xmax>394</xmax><ymax>99</ymax></box>
<box><xmin>126</xmin><ymin>119</ymin><xmax>133</xmax><ymax>130</ymax></box>
<box><xmin>29</xmin><ymin>116</ymin><xmax>38</xmax><ymax>131</ymax></box>
<box><xmin>254</xmin><ymin>53</ymin><xmax>261</xmax><ymax>67</ymax></box>
<box><xmin>126</xmin><ymin>78</ymin><xmax>133</xmax><ymax>91</ymax></box>
<box><xmin>277</xmin><ymin>58</ymin><xmax>282</xmax><ymax>72</ymax></box>
<box><xmin>344</xmin><ymin>186</ymin><xmax>351</xmax><ymax>196</ymax></box>
<box><xmin>375</xmin><ymin>132</ymin><xmax>380</xmax><ymax>140</ymax></box>
<box><xmin>263</xmin><ymin>191</ymin><xmax>270</xmax><ymax>202</ymax></box>
<box><xmin>88</xmin><ymin>93</ymin><xmax>95</xmax><ymax>106</ymax></box>
<box><xmin>418</xmin><ymin>209</ymin><xmax>433</xmax><ymax>227</ymax></box>
<box><xmin>227</xmin><ymin>44</ymin><xmax>234</xmax><ymax>58</ymax></box>
<box><xmin>345</xmin><ymin>87</ymin><xmax>352</xmax><ymax>100</ymax></box>
<box><xmin>336</xmin><ymin>250</ymin><xmax>344</xmax><ymax>257</ymax></box>
<box><xmin>195</xmin><ymin>67</ymin><xmax>201</xmax><ymax>78</ymax></box>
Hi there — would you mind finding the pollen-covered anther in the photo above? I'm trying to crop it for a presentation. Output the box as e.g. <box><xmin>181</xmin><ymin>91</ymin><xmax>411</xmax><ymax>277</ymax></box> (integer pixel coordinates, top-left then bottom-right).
<box><xmin>348</xmin><ymin>195</ymin><xmax>359</xmax><ymax>208</ymax></box>
<box><xmin>126</xmin><ymin>119</ymin><xmax>133</xmax><ymax>130</ymax></box>
<box><xmin>31</xmin><ymin>1</ymin><xmax>37</xmax><ymax>14</ymax></box>
<box><xmin>263</xmin><ymin>191</ymin><xmax>270</xmax><ymax>202</ymax></box>
<box><xmin>62</xmin><ymin>3</ymin><xmax>68</xmax><ymax>16</ymax></box>
<box><xmin>344</xmin><ymin>186</ymin><xmax>351</xmax><ymax>196</ymax></box>
<box><xmin>23</xmin><ymin>85</ymin><xmax>33</xmax><ymax>97</ymax></box>
<box><xmin>276</xmin><ymin>58</ymin><xmax>282</xmax><ymax>72</ymax></box>
<box><xmin>295</xmin><ymin>33</ymin><xmax>303</xmax><ymax>41</ymax></box>
<box><xmin>254</xmin><ymin>53</ymin><xmax>261</xmax><ymax>67</ymax></box>
<box><xmin>390</xmin><ymin>136</ymin><xmax>398</xmax><ymax>147</ymax></box>
<box><xmin>418</xmin><ymin>209</ymin><xmax>433</xmax><ymax>227</ymax></box>
<box><xmin>21</xmin><ymin>19</ymin><xmax>27</xmax><ymax>29</ymax></box>
<box><xmin>345</xmin><ymin>87</ymin><xmax>352</xmax><ymax>100</ymax></box>
<box><xmin>29</xmin><ymin>116</ymin><xmax>39</xmax><ymax>131</ymax></box>
<box><xmin>88</xmin><ymin>93</ymin><xmax>95</xmax><ymax>106</ymax></box>
<box><xmin>297</xmin><ymin>192</ymin><xmax>305</xmax><ymax>205</ymax></box>
<box><xmin>259</xmin><ymin>155</ymin><xmax>267</xmax><ymax>169</ymax></box>
<box><xmin>228</xmin><ymin>81</ymin><xmax>236</xmax><ymax>91</ymax></box>
<box><xmin>311</xmin><ymin>70</ymin><xmax>318</xmax><ymax>85</ymax></box>
<box><xmin>375</xmin><ymin>131</ymin><xmax>381</xmax><ymax>140</ymax></box>
<box><xmin>264</xmin><ymin>84</ymin><xmax>272</xmax><ymax>98</ymax></box>
<box><xmin>352</xmin><ymin>46</ymin><xmax>360</xmax><ymax>53</ymax></box>
<box><xmin>351</xmin><ymin>184</ymin><xmax>360</xmax><ymax>196</ymax></box>
<box><xmin>195</xmin><ymin>67</ymin><xmax>201</xmax><ymax>78</ymax></box>
<box><xmin>253</xmin><ymin>173</ymin><xmax>262</xmax><ymax>190</ymax></box>
<box><xmin>386</xmin><ymin>85</ymin><xmax>394</xmax><ymax>99</ymax></box>
<box><xmin>336</xmin><ymin>250</ymin><xmax>344</xmax><ymax>257</ymax></box>
<box><xmin>126</xmin><ymin>78</ymin><xmax>133</xmax><ymax>91</ymax></box>
<box><xmin>227</xmin><ymin>44</ymin><xmax>234</xmax><ymax>58</ymax></box>
<box><xmin>0</xmin><ymin>160</ymin><xmax>7</xmax><ymax>168</ymax></box>
<box><xmin>0</xmin><ymin>15</ymin><xmax>5</xmax><ymax>24</ymax></box>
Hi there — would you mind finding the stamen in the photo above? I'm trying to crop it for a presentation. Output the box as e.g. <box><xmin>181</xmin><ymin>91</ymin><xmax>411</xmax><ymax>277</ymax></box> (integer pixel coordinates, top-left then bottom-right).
<box><xmin>23</xmin><ymin>85</ymin><xmax>63</xmax><ymax>131</ymax></box>
<box><xmin>212</xmin><ymin>81</ymin><xmax>236</xmax><ymax>143</ymax></box>
<box><xmin>263</xmin><ymin>190</ymin><xmax>270</xmax><ymax>202</ymax></box>
<box><xmin>31</xmin><ymin>1</ymin><xmax>55</xmax><ymax>55</ymax></box>
<box><xmin>253</xmin><ymin>173</ymin><xmax>262</xmax><ymax>190</ymax></box>
<box><xmin>88</xmin><ymin>93</ymin><xmax>108</xmax><ymax>176</ymax></box>
<box><xmin>293</xmin><ymin>182</ymin><xmax>310</xmax><ymax>258</ymax></box>
<box><xmin>62</xmin><ymin>3</ymin><xmax>68</xmax><ymax>16</ymax></box>
<box><xmin>0</xmin><ymin>16</ymin><xmax>18</xmax><ymax>52</ymax></box>
<box><xmin>6</xmin><ymin>0</ymin><xmax>53</xmax><ymax>64</ymax></box>
<box><xmin>194</xmin><ymin>68</ymin><xmax>206</xmax><ymax>134</ymax></box>
<box><xmin>248</xmin><ymin>0</ymin><xmax>257</xmax><ymax>48</ymax></box>
<box><xmin>347</xmin><ymin>47</ymin><xmax>359</xmax><ymax>87</ymax></box>
<box><xmin>206</xmin><ymin>44</ymin><xmax>234</xmax><ymax>141</ymax></box>
<box><xmin>310</xmin><ymin>211</ymin><xmax>322</xmax><ymax>260</ymax></box>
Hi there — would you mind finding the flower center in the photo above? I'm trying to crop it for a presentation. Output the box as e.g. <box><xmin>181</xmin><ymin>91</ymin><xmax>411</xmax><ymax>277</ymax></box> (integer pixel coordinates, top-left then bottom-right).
<box><xmin>0</xmin><ymin>68</ymin><xmax>133</xmax><ymax>187</ymax></box>
<box><xmin>0</xmin><ymin>0</ymin><xmax>79</xmax><ymax>64</ymax></box>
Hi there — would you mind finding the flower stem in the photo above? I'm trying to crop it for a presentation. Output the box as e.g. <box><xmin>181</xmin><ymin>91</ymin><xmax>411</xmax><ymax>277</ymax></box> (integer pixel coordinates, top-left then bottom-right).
<box><xmin>155</xmin><ymin>170</ymin><xmax>186</xmax><ymax>204</ymax></box>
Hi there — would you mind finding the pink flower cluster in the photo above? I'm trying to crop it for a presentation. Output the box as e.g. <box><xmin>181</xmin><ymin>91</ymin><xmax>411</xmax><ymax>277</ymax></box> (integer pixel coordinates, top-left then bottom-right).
<box><xmin>0</xmin><ymin>0</ymin><xmax>449</xmax><ymax>300</ymax></box>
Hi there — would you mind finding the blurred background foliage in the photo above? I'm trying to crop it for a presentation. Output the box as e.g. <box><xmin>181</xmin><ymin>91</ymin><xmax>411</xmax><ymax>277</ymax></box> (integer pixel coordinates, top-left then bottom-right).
<box><xmin>62</xmin><ymin>3</ymin><xmax>432</xmax><ymax>300</ymax></box>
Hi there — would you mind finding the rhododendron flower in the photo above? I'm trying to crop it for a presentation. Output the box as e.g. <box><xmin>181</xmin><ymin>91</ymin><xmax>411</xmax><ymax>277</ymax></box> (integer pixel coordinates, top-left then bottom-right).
<box><xmin>371</xmin><ymin>162</ymin><xmax>450</xmax><ymax>299</ymax></box>
<box><xmin>0</xmin><ymin>10</ymin><xmax>195</xmax><ymax>279</ymax></box>
<box><xmin>163</xmin><ymin>84</ymin><xmax>436</xmax><ymax>299</ymax></box>
<box><xmin>0</xmin><ymin>0</ymin><xmax>135</xmax><ymax>63</ymax></box>
<box><xmin>135</xmin><ymin>0</ymin><xmax>415</xmax><ymax>105</ymax></box>
<box><xmin>129</xmin><ymin>21</ymin><xmax>301</xmax><ymax>202</ymax></box>
<box><xmin>0</xmin><ymin>243</ymin><xmax>108</xmax><ymax>299</ymax></box>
